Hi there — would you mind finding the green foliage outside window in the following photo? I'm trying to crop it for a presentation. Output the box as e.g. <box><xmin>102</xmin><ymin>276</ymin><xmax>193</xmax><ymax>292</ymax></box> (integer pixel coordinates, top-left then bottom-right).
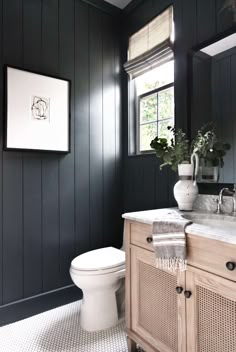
<box><xmin>139</xmin><ymin>86</ymin><xmax>174</xmax><ymax>151</ymax></box>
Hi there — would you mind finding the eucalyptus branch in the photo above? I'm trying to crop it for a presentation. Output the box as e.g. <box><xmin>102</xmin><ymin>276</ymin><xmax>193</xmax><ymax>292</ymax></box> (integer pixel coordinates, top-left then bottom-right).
<box><xmin>150</xmin><ymin>123</ymin><xmax>231</xmax><ymax>172</ymax></box>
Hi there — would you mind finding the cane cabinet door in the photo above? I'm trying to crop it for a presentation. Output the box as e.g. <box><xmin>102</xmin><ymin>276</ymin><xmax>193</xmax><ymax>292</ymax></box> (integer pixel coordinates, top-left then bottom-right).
<box><xmin>131</xmin><ymin>245</ymin><xmax>186</xmax><ymax>352</ymax></box>
<box><xmin>186</xmin><ymin>266</ymin><xmax>236</xmax><ymax>352</ymax></box>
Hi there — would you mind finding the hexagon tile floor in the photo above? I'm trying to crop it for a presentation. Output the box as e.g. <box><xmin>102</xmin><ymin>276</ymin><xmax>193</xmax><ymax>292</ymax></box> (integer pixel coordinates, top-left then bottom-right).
<box><xmin>0</xmin><ymin>301</ymin><xmax>128</xmax><ymax>352</ymax></box>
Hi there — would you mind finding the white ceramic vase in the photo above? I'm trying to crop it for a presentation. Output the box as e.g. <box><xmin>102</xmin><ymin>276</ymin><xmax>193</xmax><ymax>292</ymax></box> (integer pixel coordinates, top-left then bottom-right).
<box><xmin>173</xmin><ymin>153</ymin><xmax>199</xmax><ymax>211</ymax></box>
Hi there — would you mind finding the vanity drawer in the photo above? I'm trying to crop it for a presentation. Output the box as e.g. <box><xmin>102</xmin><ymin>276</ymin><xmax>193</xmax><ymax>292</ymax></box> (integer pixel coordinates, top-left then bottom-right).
<box><xmin>187</xmin><ymin>234</ymin><xmax>236</xmax><ymax>282</ymax></box>
<box><xmin>130</xmin><ymin>222</ymin><xmax>154</xmax><ymax>251</ymax></box>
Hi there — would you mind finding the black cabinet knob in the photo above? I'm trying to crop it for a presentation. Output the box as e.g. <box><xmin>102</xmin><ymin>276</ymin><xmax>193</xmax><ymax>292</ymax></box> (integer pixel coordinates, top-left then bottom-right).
<box><xmin>176</xmin><ymin>286</ymin><xmax>183</xmax><ymax>294</ymax></box>
<box><xmin>146</xmin><ymin>237</ymin><xmax>153</xmax><ymax>243</ymax></box>
<box><xmin>184</xmin><ymin>290</ymin><xmax>192</xmax><ymax>299</ymax></box>
<box><xmin>226</xmin><ymin>262</ymin><xmax>235</xmax><ymax>271</ymax></box>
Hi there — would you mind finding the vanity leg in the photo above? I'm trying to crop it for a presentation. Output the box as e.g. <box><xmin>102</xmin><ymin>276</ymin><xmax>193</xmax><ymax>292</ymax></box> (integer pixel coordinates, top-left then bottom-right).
<box><xmin>127</xmin><ymin>336</ymin><xmax>136</xmax><ymax>352</ymax></box>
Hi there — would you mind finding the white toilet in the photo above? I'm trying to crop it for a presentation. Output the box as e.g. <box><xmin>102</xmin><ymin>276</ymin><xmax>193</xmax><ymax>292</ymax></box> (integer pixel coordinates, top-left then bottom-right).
<box><xmin>70</xmin><ymin>246</ymin><xmax>125</xmax><ymax>332</ymax></box>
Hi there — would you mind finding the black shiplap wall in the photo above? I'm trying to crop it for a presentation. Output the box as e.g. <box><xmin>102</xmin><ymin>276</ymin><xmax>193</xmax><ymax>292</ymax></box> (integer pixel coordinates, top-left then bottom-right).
<box><xmin>122</xmin><ymin>0</ymin><xmax>235</xmax><ymax>211</ymax></box>
<box><xmin>0</xmin><ymin>0</ymin><xmax>122</xmax><ymax>308</ymax></box>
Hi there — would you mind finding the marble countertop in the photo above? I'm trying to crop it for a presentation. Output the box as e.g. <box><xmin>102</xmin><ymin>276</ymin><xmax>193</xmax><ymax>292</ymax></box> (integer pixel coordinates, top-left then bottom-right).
<box><xmin>122</xmin><ymin>208</ymin><xmax>236</xmax><ymax>245</ymax></box>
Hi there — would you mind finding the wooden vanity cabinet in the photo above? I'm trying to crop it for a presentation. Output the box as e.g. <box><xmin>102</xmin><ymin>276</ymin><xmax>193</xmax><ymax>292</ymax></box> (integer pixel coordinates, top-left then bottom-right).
<box><xmin>125</xmin><ymin>220</ymin><xmax>186</xmax><ymax>352</ymax></box>
<box><xmin>125</xmin><ymin>219</ymin><xmax>236</xmax><ymax>352</ymax></box>
<box><xmin>186</xmin><ymin>266</ymin><xmax>236</xmax><ymax>352</ymax></box>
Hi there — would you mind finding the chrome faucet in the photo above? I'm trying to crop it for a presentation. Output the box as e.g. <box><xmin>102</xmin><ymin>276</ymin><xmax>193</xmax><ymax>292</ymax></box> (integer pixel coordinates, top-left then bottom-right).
<box><xmin>215</xmin><ymin>184</ymin><xmax>236</xmax><ymax>216</ymax></box>
<box><xmin>215</xmin><ymin>187</ymin><xmax>230</xmax><ymax>214</ymax></box>
<box><xmin>230</xmin><ymin>183</ymin><xmax>236</xmax><ymax>216</ymax></box>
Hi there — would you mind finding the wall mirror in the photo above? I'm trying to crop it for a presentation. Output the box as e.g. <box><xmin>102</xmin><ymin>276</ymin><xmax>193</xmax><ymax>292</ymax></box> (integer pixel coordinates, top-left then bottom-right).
<box><xmin>190</xmin><ymin>27</ymin><xmax>236</xmax><ymax>183</ymax></box>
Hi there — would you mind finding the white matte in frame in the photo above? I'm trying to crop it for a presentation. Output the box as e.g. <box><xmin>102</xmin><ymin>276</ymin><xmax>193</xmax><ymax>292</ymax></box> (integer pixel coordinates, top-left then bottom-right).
<box><xmin>6</xmin><ymin>67</ymin><xmax>70</xmax><ymax>152</ymax></box>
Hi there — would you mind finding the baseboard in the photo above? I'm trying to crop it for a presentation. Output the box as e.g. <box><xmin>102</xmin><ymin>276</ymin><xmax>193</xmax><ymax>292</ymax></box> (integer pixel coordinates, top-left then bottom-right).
<box><xmin>0</xmin><ymin>285</ymin><xmax>82</xmax><ymax>327</ymax></box>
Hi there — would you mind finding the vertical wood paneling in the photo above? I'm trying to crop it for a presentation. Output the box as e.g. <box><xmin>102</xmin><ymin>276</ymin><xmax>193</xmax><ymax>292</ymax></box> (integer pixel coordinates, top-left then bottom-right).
<box><xmin>167</xmin><ymin>168</ymin><xmax>177</xmax><ymax>206</ymax></box>
<box><xmin>124</xmin><ymin>159</ymin><xmax>135</xmax><ymax>212</ymax></box>
<box><xmin>2</xmin><ymin>0</ymin><xmax>23</xmax><ymax>304</ymax></box>
<box><xmin>142</xmin><ymin>158</ymin><xmax>155</xmax><ymax>210</ymax></box>
<box><xmin>155</xmin><ymin>165</ymin><xmax>169</xmax><ymax>209</ymax></box>
<box><xmin>23</xmin><ymin>0</ymin><xmax>42</xmax><ymax>71</ymax></box>
<box><xmin>0</xmin><ymin>0</ymin><xmax>3</xmax><ymax>306</ymax></box>
<box><xmin>58</xmin><ymin>0</ymin><xmax>75</xmax><ymax>286</ymax></box>
<box><xmin>212</xmin><ymin>59</ymin><xmax>222</xmax><ymax>182</ymax></box>
<box><xmin>124</xmin><ymin>158</ymin><xmax>134</xmax><ymax>212</ymax></box>
<box><xmin>22</xmin><ymin>0</ymin><xmax>42</xmax><ymax>299</ymax></box>
<box><xmin>132</xmin><ymin>162</ymin><xmax>144</xmax><ymax>211</ymax></box>
<box><xmin>74</xmin><ymin>0</ymin><xmax>90</xmax><ymax>255</ymax></box>
<box><xmin>102</xmin><ymin>13</ymin><xmax>116</xmax><ymax>247</ymax></box>
<box><xmin>178</xmin><ymin>0</ymin><xmax>197</xmax><ymax>132</ymax></box>
<box><xmin>41</xmin><ymin>0</ymin><xmax>60</xmax><ymax>292</ymax></box>
<box><xmin>42</xmin><ymin>159</ymin><xmax>60</xmax><ymax>291</ymax></box>
<box><xmin>3</xmin><ymin>0</ymin><xmax>23</xmax><ymax>64</ymax></box>
<box><xmin>23</xmin><ymin>156</ymin><xmax>42</xmax><ymax>297</ymax></box>
<box><xmin>216</xmin><ymin>0</ymin><xmax>234</xmax><ymax>33</ymax></box>
<box><xmin>197</xmin><ymin>0</ymin><xmax>216</xmax><ymax>43</ymax></box>
<box><xmin>211</xmin><ymin>60</ymin><xmax>221</xmax><ymax>134</ymax></box>
<box><xmin>232</xmin><ymin>56</ymin><xmax>236</xmax><ymax>182</ymax></box>
<box><xmin>220</xmin><ymin>57</ymin><xmax>233</xmax><ymax>182</ymax></box>
<box><xmin>212</xmin><ymin>54</ymin><xmax>235</xmax><ymax>184</ymax></box>
<box><xmin>191</xmin><ymin>55</ymin><xmax>212</xmax><ymax>135</ymax></box>
<box><xmin>0</xmin><ymin>161</ymin><xmax>2</xmax><ymax>303</ymax></box>
<box><xmin>114</xmin><ymin>24</ymin><xmax>123</xmax><ymax>248</ymax></box>
<box><xmin>89</xmin><ymin>7</ymin><xmax>103</xmax><ymax>249</ymax></box>
<box><xmin>41</xmin><ymin>0</ymin><xmax>59</xmax><ymax>75</ymax></box>
<box><xmin>3</xmin><ymin>154</ymin><xmax>23</xmax><ymax>303</ymax></box>
<box><xmin>182</xmin><ymin>0</ymin><xmax>197</xmax><ymax>48</ymax></box>
<box><xmin>173</xmin><ymin>0</ymin><xmax>187</xmax><ymax>131</ymax></box>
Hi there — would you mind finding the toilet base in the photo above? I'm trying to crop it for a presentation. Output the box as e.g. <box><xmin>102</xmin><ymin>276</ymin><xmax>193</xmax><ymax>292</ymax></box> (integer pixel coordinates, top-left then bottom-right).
<box><xmin>80</xmin><ymin>288</ymin><xmax>120</xmax><ymax>331</ymax></box>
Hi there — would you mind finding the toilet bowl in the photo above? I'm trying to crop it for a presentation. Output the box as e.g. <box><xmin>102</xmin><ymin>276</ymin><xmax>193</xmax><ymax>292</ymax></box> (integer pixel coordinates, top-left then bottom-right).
<box><xmin>70</xmin><ymin>246</ymin><xmax>125</xmax><ymax>332</ymax></box>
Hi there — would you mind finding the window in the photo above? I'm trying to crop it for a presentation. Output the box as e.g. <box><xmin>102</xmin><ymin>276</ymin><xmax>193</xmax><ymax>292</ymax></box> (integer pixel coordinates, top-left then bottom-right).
<box><xmin>124</xmin><ymin>6</ymin><xmax>174</xmax><ymax>154</ymax></box>
<box><xmin>136</xmin><ymin>61</ymin><xmax>174</xmax><ymax>152</ymax></box>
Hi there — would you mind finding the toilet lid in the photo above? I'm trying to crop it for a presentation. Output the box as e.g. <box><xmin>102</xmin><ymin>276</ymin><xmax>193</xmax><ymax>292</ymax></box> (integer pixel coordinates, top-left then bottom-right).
<box><xmin>71</xmin><ymin>247</ymin><xmax>125</xmax><ymax>271</ymax></box>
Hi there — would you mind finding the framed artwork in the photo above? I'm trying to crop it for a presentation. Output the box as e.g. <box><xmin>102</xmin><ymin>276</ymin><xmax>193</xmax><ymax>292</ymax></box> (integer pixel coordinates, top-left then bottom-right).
<box><xmin>5</xmin><ymin>66</ymin><xmax>70</xmax><ymax>153</ymax></box>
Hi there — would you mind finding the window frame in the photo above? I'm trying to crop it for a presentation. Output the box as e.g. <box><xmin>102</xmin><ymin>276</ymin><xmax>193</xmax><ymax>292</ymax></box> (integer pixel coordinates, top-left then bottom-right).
<box><xmin>136</xmin><ymin>81</ymin><xmax>174</xmax><ymax>154</ymax></box>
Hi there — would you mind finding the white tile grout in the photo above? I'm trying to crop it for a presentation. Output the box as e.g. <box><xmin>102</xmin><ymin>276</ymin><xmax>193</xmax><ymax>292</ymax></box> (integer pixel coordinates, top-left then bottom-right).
<box><xmin>0</xmin><ymin>301</ymin><xmax>128</xmax><ymax>352</ymax></box>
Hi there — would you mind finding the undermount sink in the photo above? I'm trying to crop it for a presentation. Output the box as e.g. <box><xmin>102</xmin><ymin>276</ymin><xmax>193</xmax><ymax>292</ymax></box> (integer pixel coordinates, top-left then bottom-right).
<box><xmin>182</xmin><ymin>213</ymin><xmax>236</xmax><ymax>231</ymax></box>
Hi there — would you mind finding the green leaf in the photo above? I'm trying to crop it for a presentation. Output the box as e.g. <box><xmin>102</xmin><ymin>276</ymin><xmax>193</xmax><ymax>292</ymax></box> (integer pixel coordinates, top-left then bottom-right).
<box><xmin>223</xmin><ymin>143</ymin><xmax>231</xmax><ymax>150</ymax></box>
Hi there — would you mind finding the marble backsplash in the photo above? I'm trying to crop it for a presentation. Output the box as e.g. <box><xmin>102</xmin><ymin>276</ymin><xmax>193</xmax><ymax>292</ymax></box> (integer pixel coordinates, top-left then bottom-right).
<box><xmin>194</xmin><ymin>194</ymin><xmax>233</xmax><ymax>214</ymax></box>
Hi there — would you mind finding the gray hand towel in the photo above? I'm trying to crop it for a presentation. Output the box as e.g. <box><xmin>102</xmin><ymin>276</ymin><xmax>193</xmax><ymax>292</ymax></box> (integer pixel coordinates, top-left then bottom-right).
<box><xmin>152</xmin><ymin>217</ymin><xmax>191</xmax><ymax>272</ymax></box>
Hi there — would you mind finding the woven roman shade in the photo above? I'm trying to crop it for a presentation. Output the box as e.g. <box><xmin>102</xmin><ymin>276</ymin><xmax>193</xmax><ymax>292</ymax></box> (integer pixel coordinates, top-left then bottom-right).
<box><xmin>124</xmin><ymin>6</ymin><xmax>173</xmax><ymax>79</ymax></box>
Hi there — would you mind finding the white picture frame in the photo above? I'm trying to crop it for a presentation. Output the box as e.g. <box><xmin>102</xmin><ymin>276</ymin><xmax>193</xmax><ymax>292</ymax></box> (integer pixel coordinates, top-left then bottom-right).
<box><xmin>5</xmin><ymin>66</ymin><xmax>70</xmax><ymax>153</ymax></box>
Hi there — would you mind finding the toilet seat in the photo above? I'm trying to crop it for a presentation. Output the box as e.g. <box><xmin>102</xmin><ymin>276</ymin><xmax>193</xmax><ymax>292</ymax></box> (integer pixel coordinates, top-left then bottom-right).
<box><xmin>70</xmin><ymin>247</ymin><xmax>125</xmax><ymax>276</ymax></box>
<box><xmin>70</xmin><ymin>264</ymin><xmax>125</xmax><ymax>276</ymax></box>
